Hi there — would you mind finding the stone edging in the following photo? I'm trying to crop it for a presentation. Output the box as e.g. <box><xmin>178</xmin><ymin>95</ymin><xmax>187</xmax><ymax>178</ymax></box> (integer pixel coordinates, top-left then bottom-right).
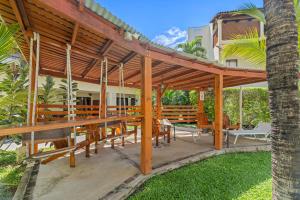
<box><xmin>12</xmin><ymin>160</ymin><xmax>39</xmax><ymax>200</ymax></box>
<box><xmin>101</xmin><ymin>145</ymin><xmax>271</xmax><ymax>200</ymax></box>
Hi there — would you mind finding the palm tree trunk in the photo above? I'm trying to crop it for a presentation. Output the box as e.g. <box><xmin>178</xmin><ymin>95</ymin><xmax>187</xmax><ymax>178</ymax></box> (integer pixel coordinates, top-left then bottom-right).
<box><xmin>264</xmin><ymin>0</ymin><xmax>300</xmax><ymax>199</ymax></box>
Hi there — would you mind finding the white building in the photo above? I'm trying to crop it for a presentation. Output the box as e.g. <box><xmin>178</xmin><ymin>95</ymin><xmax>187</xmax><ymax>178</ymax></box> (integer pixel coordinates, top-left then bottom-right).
<box><xmin>188</xmin><ymin>10</ymin><xmax>267</xmax><ymax>87</ymax></box>
<box><xmin>188</xmin><ymin>11</ymin><xmax>264</xmax><ymax>69</ymax></box>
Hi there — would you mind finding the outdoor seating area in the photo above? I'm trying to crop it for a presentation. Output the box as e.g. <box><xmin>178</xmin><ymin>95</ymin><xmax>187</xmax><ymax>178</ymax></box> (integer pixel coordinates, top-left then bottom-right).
<box><xmin>29</xmin><ymin>127</ymin><xmax>269</xmax><ymax>200</ymax></box>
<box><xmin>1</xmin><ymin>0</ymin><xmax>291</xmax><ymax>199</ymax></box>
<box><xmin>0</xmin><ymin>0</ymin><xmax>268</xmax><ymax>176</ymax></box>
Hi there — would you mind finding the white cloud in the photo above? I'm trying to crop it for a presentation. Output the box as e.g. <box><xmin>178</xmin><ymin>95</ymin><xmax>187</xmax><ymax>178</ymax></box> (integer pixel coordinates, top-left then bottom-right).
<box><xmin>152</xmin><ymin>27</ymin><xmax>187</xmax><ymax>48</ymax></box>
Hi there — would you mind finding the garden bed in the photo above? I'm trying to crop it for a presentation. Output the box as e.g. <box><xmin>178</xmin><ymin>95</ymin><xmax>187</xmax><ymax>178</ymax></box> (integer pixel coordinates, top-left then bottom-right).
<box><xmin>0</xmin><ymin>150</ymin><xmax>26</xmax><ymax>200</ymax></box>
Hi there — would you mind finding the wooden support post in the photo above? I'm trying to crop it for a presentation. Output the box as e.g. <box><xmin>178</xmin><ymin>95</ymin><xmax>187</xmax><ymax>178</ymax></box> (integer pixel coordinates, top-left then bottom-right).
<box><xmin>27</xmin><ymin>50</ymin><xmax>38</xmax><ymax>155</ymax></box>
<box><xmin>140</xmin><ymin>55</ymin><xmax>152</xmax><ymax>175</ymax></box>
<box><xmin>111</xmin><ymin>128</ymin><xmax>115</xmax><ymax>149</ymax></box>
<box><xmin>85</xmin><ymin>133</ymin><xmax>90</xmax><ymax>158</ymax></box>
<box><xmin>69</xmin><ymin>148</ymin><xmax>75</xmax><ymax>168</ymax></box>
<box><xmin>197</xmin><ymin>90</ymin><xmax>204</xmax><ymax>128</ymax></box>
<box><xmin>214</xmin><ymin>74</ymin><xmax>223</xmax><ymax>150</ymax></box>
<box><xmin>101</xmin><ymin>83</ymin><xmax>106</xmax><ymax>139</ymax></box>
<box><xmin>156</xmin><ymin>85</ymin><xmax>162</xmax><ymax>120</ymax></box>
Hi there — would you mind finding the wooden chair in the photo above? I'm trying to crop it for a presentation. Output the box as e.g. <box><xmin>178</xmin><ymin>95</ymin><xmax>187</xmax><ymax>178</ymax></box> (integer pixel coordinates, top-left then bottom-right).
<box><xmin>121</xmin><ymin>121</ymin><xmax>138</xmax><ymax>144</ymax></box>
<box><xmin>223</xmin><ymin>114</ymin><xmax>240</xmax><ymax>130</ymax></box>
<box><xmin>152</xmin><ymin>119</ymin><xmax>171</xmax><ymax>146</ymax></box>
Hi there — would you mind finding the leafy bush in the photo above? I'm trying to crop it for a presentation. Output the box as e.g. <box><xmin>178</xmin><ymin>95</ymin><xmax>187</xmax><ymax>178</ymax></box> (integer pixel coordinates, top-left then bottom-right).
<box><xmin>162</xmin><ymin>88</ymin><xmax>270</xmax><ymax>126</ymax></box>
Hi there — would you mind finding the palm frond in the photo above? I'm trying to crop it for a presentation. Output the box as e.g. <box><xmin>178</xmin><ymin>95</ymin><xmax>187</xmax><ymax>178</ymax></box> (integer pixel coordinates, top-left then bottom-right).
<box><xmin>222</xmin><ymin>28</ymin><xmax>266</xmax><ymax>68</ymax></box>
<box><xmin>234</xmin><ymin>3</ymin><xmax>266</xmax><ymax>24</ymax></box>
<box><xmin>0</xmin><ymin>23</ymin><xmax>19</xmax><ymax>65</ymax></box>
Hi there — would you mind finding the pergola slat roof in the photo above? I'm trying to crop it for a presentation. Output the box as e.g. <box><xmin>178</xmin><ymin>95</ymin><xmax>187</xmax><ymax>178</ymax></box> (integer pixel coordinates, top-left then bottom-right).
<box><xmin>0</xmin><ymin>0</ymin><xmax>267</xmax><ymax>89</ymax></box>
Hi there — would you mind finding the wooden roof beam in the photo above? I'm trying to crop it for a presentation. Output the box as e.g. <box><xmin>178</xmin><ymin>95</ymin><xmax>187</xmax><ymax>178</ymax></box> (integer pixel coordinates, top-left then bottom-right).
<box><xmin>79</xmin><ymin>0</ymin><xmax>85</xmax><ymax>12</ymax></box>
<box><xmin>81</xmin><ymin>59</ymin><xmax>101</xmax><ymax>78</ymax></box>
<box><xmin>148</xmin><ymin>50</ymin><xmax>222</xmax><ymax>75</ymax></box>
<box><xmin>152</xmin><ymin>66</ymin><xmax>182</xmax><ymax>79</ymax></box>
<box><xmin>124</xmin><ymin>61</ymin><xmax>164</xmax><ymax>82</ymax></box>
<box><xmin>152</xmin><ymin>69</ymin><xmax>195</xmax><ymax>85</ymax></box>
<box><xmin>71</xmin><ymin>23</ymin><xmax>79</xmax><ymax>45</ymax></box>
<box><xmin>223</xmin><ymin>77</ymin><xmax>261</xmax><ymax>86</ymax></box>
<box><xmin>107</xmin><ymin>51</ymin><xmax>137</xmax><ymax>75</ymax></box>
<box><xmin>134</xmin><ymin>65</ymin><xmax>182</xmax><ymax>85</ymax></box>
<box><xmin>9</xmin><ymin>0</ymin><xmax>31</xmax><ymax>45</ymax></box>
<box><xmin>172</xmin><ymin>76</ymin><xmax>215</xmax><ymax>88</ymax></box>
<box><xmin>81</xmin><ymin>39</ymin><xmax>114</xmax><ymax>78</ymax></box>
<box><xmin>224</xmin><ymin>78</ymin><xmax>265</xmax><ymax>88</ymax></box>
<box><xmin>36</xmin><ymin>0</ymin><xmax>147</xmax><ymax>55</ymax></box>
<box><xmin>165</xmin><ymin>72</ymin><xmax>210</xmax><ymax>85</ymax></box>
<box><xmin>100</xmin><ymin>39</ymin><xmax>114</xmax><ymax>56</ymax></box>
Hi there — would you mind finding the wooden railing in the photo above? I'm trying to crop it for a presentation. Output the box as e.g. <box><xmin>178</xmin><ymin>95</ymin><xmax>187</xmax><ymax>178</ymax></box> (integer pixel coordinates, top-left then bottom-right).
<box><xmin>37</xmin><ymin>104</ymin><xmax>141</xmax><ymax>122</ymax></box>
<box><xmin>160</xmin><ymin>105</ymin><xmax>198</xmax><ymax>123</ymax></box>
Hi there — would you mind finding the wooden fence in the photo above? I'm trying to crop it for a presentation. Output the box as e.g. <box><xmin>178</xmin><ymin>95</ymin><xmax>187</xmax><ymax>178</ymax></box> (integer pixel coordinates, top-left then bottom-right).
<box><xmin>160</xmin><ymin>105</ymin><xmax>198</xmax><ymax>124</ymax></box>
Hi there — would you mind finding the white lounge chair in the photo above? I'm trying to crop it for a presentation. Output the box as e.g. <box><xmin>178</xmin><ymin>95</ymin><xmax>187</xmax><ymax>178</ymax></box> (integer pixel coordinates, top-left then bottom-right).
<box><xmin>173</xmin><ymin>126</ymin><xmax>204</xmax><ymax>142</ymax></box>
<box><xmin>228</xmin><ymin>122</ymin><xmax>271</xmax><ymax>144</ymax></box>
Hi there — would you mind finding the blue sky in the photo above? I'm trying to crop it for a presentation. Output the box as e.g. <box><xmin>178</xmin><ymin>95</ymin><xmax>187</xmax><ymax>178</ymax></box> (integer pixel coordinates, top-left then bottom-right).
<box><xmin>97</xmin><ymin>0</ymin><xmax>263</xmax><ymax>47</ymax></box>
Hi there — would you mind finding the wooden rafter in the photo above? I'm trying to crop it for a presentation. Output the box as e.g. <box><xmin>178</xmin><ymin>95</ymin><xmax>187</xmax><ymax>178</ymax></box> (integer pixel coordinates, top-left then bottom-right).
<box><xmin>172</xmin><ymin>74</ymin><xmax>215</xmax><ymax>88</ymax></box>
<box><xmin>9</xmin><ymin>0</ymin><xmax>31</xmax><ymax>45</ymax></box>
<box><xmin>152</xmin><ymin>65</ymin><xmax>181</xmax><ymax>79</ymax></box>
<box><xmin>81</xmin><ymin>39</ymin><xmax>114</xmax><ymax>78</ymax></box>
<box><xmin>125</xmin><ymin>61</ymin><xmax>164</xmax><ymax>82</ymax></box>
<box><xmin>36</xmin><ymin>0</ymin><xmax>147</xmax><ymax>55</ymax></box>
<box><xmin>71</xmin><ymin>23</ymin><xmax>79</xmax><ymax>45</ymax></box>
<box><xmin>165</xmin><ymin>72</ymin><xmax>210</xmax><ymax>85</ymax></box>
<box><xmin>107</xmin><ymin>51</ymin><xmax>137</xmax><ymax>75</ymax></box>
<box><xmin>4</xmin><ymin>0</ymin><xmax>269</xmax><ymax>91</ymax></box>
<box><xmin>161</xmin><ymin>84</ymin><xmax>169</xmax><ymax>96</ymax></box>
<box><xmin>79</xmin><ymin>0</ymin><xmax>85</xmax><ymax>12</ymax></box>
<box><xmin>173</xmin><ymin>77</ymin><xmax>215</xmax><ymax>89</ymax></box>
<box><xmin>153</xmin><ymin>69</ymin><xmax>195</xmax><ymax>85</ymax></box>
<box><xmin>100</xmin><ymin>39</ymin><xmax>114</xmax><ymax>56</ymax></box>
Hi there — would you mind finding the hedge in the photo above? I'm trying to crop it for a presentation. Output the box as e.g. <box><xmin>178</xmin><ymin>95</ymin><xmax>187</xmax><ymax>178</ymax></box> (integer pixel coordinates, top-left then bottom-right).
<box><xmin>162</xmin><ymin>88</ymin><xmax>271</xmax><ymax>126</ymax></box>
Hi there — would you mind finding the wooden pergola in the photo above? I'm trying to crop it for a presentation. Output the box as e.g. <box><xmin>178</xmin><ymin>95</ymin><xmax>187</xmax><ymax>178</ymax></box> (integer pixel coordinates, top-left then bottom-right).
<box><xmin>0</xmin><ymin>0</ymin><xmax>266</xmax><ymax>174</ymax></box>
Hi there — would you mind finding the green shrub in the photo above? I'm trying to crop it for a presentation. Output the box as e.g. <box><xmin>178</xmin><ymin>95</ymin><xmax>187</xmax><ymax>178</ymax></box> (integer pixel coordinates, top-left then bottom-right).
<box><xmin>162</xmin><ymin>88</ymin><xmax>270</xmax><ymax>126</ymax></box>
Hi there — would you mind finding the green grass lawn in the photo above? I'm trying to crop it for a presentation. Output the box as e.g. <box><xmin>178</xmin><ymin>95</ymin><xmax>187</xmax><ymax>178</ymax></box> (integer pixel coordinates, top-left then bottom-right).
<box><xmin>129</xmin><ymin>152</ymin><xmax>271</xmax><ymax>200</ymax></box>
<box><xmin>0</xmin><ymin>150</ymin><xmax>25</xmax><ymax>200</ymax></box>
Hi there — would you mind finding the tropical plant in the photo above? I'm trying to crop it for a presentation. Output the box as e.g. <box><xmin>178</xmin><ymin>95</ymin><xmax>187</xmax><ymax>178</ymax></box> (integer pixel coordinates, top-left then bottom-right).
<box><xmin>264</xmin><ymin>0</ymin><xmax>300</xmax><ymax>198</ymax></box>
<box><xmin>176</xmin><ymin>37</ymin><xmax>207</xmax><ymax>58</ymax></box>
<box><xmin>0</xmin><ymin>23</ymin><xmax>19</xmax><ymax>68</ymax></box>
<box><xmin>59</xmin><ymin>79</ymin><xmax>78</xmax><ymax>105</ymax></box>
<box><xmin>38</xmin><ymin>76</ymin><xmax>57</xmax><ymax>105</ymax></box>
<box><xmin>162</xmin><ymin>90</ymin><xmax>191</xmax><ymax>105</ymax></box>
<box><xmin>0</xmin><ymin>62</ymin><xmax>28</xmax><ymax>125</ymax></box>
<box><xmin>221</xmin><ymin>1</ymin><xmax>300</xmax><ymax>68</ymax></box>
<box><xmin>167</xmin><ymin>88</ymin><xmax>270</xmax><ymax>126</ymax></box>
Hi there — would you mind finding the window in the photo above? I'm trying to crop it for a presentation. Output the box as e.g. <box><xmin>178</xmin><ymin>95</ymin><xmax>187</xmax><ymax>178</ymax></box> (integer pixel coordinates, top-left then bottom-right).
<box><xmin>225</xmin><ymin>59</ymin><xmax>238</xmax><ymax>67</ymax></box>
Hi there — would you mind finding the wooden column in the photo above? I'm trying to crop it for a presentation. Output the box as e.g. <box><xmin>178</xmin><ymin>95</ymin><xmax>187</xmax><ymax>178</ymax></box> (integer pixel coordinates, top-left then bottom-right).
<box><xmin>214</xmin><ymin>74</ymin><xmax>223</xmax><ymax>150</ymax></box>
<box><xmin>27</xmin><ymin>54</ymin><xmax>39</xmax><ymax>155</ymax></box>
<box><xmin>197</xmin><ymin>89</ymin><xmax>204</xmax><ymax>128</ymax></box>
<box><xmin>100</xmin><ymin>83</ymin><xmax>106</xmax><ymax>139</ymax></box>
<box><xmin>156</xmin><ymin>85</ymin><xmax>162</xmax><ymax>120</ymax></box>
<box><xmin>140</xmin><ymin>55</ymin><xmax>152</xmax><ymax>174</ymax></box>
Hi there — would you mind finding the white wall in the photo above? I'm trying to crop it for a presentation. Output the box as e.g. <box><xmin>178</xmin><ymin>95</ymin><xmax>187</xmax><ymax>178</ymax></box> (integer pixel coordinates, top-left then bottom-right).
<box><xmin>187</xmin><ymin>25</ymin><xmax>214</xmax><ymax>60</ymax></box>
<box><xmin>37</xmin><ymin>75</ymin><xmax>140</xmax><ymax>106</ymax></box>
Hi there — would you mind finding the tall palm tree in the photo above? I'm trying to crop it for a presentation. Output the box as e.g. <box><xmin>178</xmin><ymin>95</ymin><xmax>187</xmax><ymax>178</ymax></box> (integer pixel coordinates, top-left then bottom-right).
<box><xmin>222</xmin><ymin>1</ymin><xmax>300</xmax><ymax>68</ymax></box>
<box><xmin>264</xmin><ymin>0</ymin><xmax>300</xmax><ymax>198</ymax></box>
<box><xmin>177</xmin><ymin>37</ymin><xmax>207</xmax><ymax>58</ymax></box>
